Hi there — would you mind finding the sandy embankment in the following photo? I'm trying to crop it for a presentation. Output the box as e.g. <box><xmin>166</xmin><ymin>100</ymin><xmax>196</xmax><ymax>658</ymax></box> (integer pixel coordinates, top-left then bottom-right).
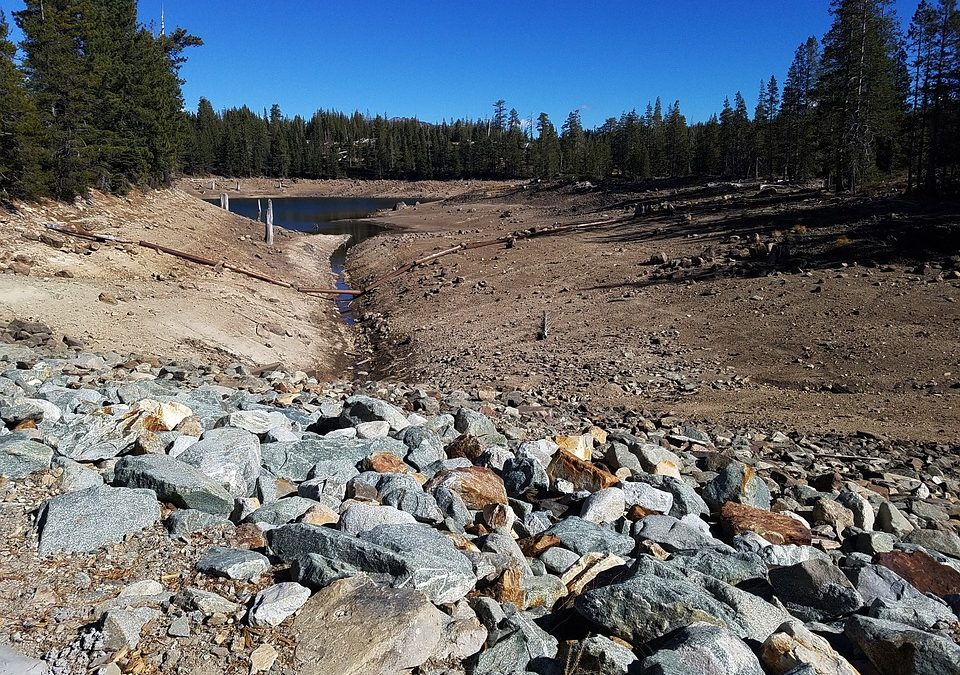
<box><xmin>0</xmin><ymin>188</ymin><xmax>353</xmax><ymax>378</ymax></box>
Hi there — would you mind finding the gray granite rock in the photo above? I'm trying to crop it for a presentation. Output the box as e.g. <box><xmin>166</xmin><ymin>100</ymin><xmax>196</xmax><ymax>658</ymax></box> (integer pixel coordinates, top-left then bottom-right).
<box><xmin>621</xmin><ymin>480</ymin><xmax>674</xmax><ymax>513</ymax></box>
<box><xmin>49</xmin><ymin>411</ymin><xmax>137</xmax><ymax>461</ymax></box>
<box><xmin>341</xmin><ymin>395</ymin><xmax>410</xmax><ymax>432</ymax></box>
<box><xmin>545</xmin><ymin>516</ymin><xmax>635</xmax><ymax>557</ymax></box>
<box><xmin>217</xmin><ymin>409</ymin><xmax>292</xmax><ymax>436</ymax></box>
<box><xmin>629</xmin><ymin>473</ymin><xmax>709</xmax><ymax>518</ymax></box>
<box><xmin>453</xmin><ymin>408</ymin><xmax>507</xmax><ymax>447</ymax></box>
<box><xmin>177</xmin><ymin>427</ymin><xmax>261</xmax><ymax>497</ymax></box>
<box><xmin>556</xmin><ymin>635</ymin><xmax>638</xmax><ymax>675</ymax></box>
<box><xmin>502</xmin><ymin>454</ymin><xmax>549</xmax><ymax>496</ymax></box>
<box><xmin>113</xmin><ymin>454</ymin><xmax>234</xmax><ymax>515</ymax></box>
<box><xmin>166</xmin><ymin>509</ymin><xmax>233</xmax><ymax>538</ymax></box>
<box><xmin>196</xmin><ymin>546</ymin><xmax>270</xmax><ymax>581</ymax></box>
<box><xmin>37</xmin><ymin>485</ymin><xmax>161</xmax><ymax>555</ymax></box>
<box><xmin>245</xmin><ymin>496</ymin><xmax>318</xmax><ymax>525</ymax></box>
<box><xmin>248</xmin><ymin>582</ymin><xmax>311</xmax><ymax>627</ymax></box>
<box><xmin>769</xmin><ymin>558</ymin><xmax>863</xmax><ymax>621</ymax></box>
<box><xmin>339</xmin><ymin>502</ymin><xmax>417</xmax><ymax>535</ymax></box>
<box><xmin>52</xmin><ymin>456</ymin><xmax>103</xmax><ymax>492</ymax></box>
<box><xmin>0</xmin><ymin>435</ymin><xmax>53</xmax><ymax>478</ymax></box>
<box><xmin>0</xmin><ymin>645</ymin><xmax>50</xmax><ymax>675</ymax></box>
<box><xmin>261</xmin><ymin>437</ymin><xmax>405</xmax><ymax>481</ymax></box>
<box><xmin>905</xmin><ymin>528</ymin><xmax>960</xmax><ymax>559</ymax></box>
<box><xmin>581</xmin><ymin>487</ymin><xmax>626</xmax><ymax>524</ymax></box>
<box><xmin>845</xmin><ymin>615</ymin><xmax>960</xmax><ymax>675</ymax></box>
<box><xmin>633</xmin><ymin>515</ymin><xmax>735</xmax><ymax>553</ymax></box>
<box><xmin>702</xmin><ymin>461</ymin><xmax>770</xmax><ymax>511</ymax></box>
<box><xmin>381</xmin><ymin>488</ymin><xmax>443</xmax><ymax>523</ymax></box>
<box><xmin>640</xmin><ymin>623</ymin><xmax>764</xmax><ymax>675</ymax></box>
<box><xmin>101</xmin><ymin>607</ymin><xmax>160</xmax><ymax>650</ymax></box>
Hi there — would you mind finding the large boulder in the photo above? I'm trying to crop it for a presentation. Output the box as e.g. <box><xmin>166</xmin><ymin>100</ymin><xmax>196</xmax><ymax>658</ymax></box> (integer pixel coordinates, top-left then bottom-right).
<box><xmin>113</xmin><ymin>454</ymin><xmax>234</xmax><ymax>515</ymax></box>
<box><xmin>291</xmin><ymin>576</ymin><xmax>445</xmax><ymax>675</ymax></box>
<box><xmin>37</xmin><ymin>485</ymin><xmax>160</xmax><ymax>555</ymax></box>
<box><xmin>768</xmin><ymin>558</ymin><xmax>863</xmax><ymax>621</ymax></box>
<box><xmin>845</xmin><ymin>615</ymin><xmax>960</xmax><ymax>675</ymax></box>
<box><xmin>177</xmin><ymin>427</ymin><xmax>261</xmax><ymax>497</ymax></box>
<box><xmin>0</xmin><ymin>436</ymin><xmax>53</xmax><ymax>478</ymax></box>
<box><xmin>640</xmin><ymin>623</ymin><xmax>764</xmax><ymax>675</ymax></box>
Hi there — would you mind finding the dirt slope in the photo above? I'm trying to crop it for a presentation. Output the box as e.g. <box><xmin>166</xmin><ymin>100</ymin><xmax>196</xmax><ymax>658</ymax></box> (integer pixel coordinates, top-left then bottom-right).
<box><xmin>0</xmin><ymin>188</ymin><xmax>351</xmax><ymax>377</ymax></box>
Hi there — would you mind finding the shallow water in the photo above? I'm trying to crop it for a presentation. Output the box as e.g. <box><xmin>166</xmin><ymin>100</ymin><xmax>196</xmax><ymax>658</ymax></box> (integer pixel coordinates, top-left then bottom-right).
<box><xmin>213</xmin><ymin>196</ymin><xmax>403</xmax><ymax>324</ymax></box>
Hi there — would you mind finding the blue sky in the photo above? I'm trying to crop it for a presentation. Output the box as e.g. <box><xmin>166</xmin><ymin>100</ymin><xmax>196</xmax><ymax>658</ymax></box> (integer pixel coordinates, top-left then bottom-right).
<box><xmin>2</xmin><ymin>0</ymin><xmax>919</xmax><ymax>128</ymax></box>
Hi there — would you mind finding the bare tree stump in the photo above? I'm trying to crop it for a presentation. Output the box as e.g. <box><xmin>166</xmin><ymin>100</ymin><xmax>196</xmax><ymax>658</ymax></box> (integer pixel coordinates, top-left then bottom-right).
<box><xmin>236</xmin><ymin>179</ymin><xmax>240</xmax><ymax>191</ymax></box>
<box><xmin>257</xmin><ymin>199</ymin><xmax>262</xmax><ymax>221</ymax></box>
<box><xmin>265</xmin><ymin>199</ymin><xmax>274</xmax><ymax>245</ymax></box>
<box><xmin>210</xmin><ymin>179</ymin><xmax>216</xmax><ymax>191</ymax></box>
<box><xmin>219</xmin><ymin>193</ymin><xmax>230</xmax><ymax>210</ymax></box>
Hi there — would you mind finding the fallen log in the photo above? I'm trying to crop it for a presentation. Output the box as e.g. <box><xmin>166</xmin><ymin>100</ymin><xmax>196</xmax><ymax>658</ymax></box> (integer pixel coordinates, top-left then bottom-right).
<box><xmin>138</xmin><ymin>240</ymin><xmax>294</xmax><ymax>288</ymax></box>
<box><xmin>45</xmin><ymin>224</ymin><xmax>134</xmax><ymax>245</ymax></box>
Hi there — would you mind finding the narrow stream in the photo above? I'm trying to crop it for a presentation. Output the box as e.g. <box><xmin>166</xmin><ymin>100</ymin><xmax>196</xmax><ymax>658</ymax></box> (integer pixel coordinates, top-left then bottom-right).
<box><xmin>211</xmin><ymin>196</ymin><xmax>406</xmax><ymax>323</ymax></box>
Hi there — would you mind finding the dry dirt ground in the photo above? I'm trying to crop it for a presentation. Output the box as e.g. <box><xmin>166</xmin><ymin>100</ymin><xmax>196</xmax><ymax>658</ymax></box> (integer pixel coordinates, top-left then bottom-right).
<box><xmin>0</xmin><ymin>189</ymin><xmax>352</xmax><ymax>378</ymax></box>
<box><xmin>349</xmin><ymin>179</ymin><xmax>960</xmax><ymax>444</ymax></box>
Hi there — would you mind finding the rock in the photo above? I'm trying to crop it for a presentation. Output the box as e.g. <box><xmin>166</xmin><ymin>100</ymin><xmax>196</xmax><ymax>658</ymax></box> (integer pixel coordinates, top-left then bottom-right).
<box><xmin>621</xmin><ymin>480</ymin><xmax>674</xmax><ymax>514</ymax></box>
<box><xmin>424</xmin><ymin>466</ymin><xmax>507</xmax><ymax>509</ymax></box>
<box><xmin>0</xmin><ymin>436</ymin><xmax>53</xmax><ymax>478</ymax></box>
<box><xmin>546</xmin><ymin>516</ymin><xmax>635</xmax><ymax>557</ymax></box>
<box><xmin>847</xmin><ymin>531</ymin><xmax>896</xmax><ymax>555</ymax></box>
<box><xmin>561</xmin><ymin>552</ymin><xmax>625</xmax><ymax>595</ymax></box>
<box><xmin>467</xmin><ymin>611</ymin><xmax>558</xmax><ymax>673</ymax></box>
<box><xmin>250</xmin><ymin>643</ymin><xmax>279</xmax><ymax>673</ymax></box>
<box><xmin>0</xmin><ymin>645</ymin><xmax>50</xmax><ymax>675</ymax></box>
<box><xmin>218</xmin><ymin>409</ymin><xmax>291</xmax><ymax>435</ymax></box>
<box><xmin>245</xmin><ymin>496</ymin><xmax>318</xmax><ymax>526</ymax></box>
<box><xmin>630</xmin><ymin>473</ymin><xmax>709</xmax><ymax>518</ymax></box>
<box><xmin>291</xmin><ymin>576</ymin><xmax>445</xmax><ymax>675</ymax></box>
<box><xmin>867</xmin><ymin>596</ymin><xmax>957</xmax><ymax>631</ymax></box>
<box><xmin>547</xmin><ymin>449</ymin><xmax>619</xmax><ymax>492</ymax></box>
<box><xmin>167</xmin><ymin>615</ymin><xmax>190</xmax><ymax>637</ymax></box>
<box><xmin>431</xmin><ymin>614</ymin><xmax>487</xmax><ymax>662</ymax></box>
<box><xmin>905</xmin><ymin>528</ymin><xmax>960</xmax><ymax>559</ymax></box>
<box><xmin>838</xmin><ymin>489</ymin><xmax>875</xmax><ymax>530</ymax></box>
<box><xmin>101</xmin><ymin>607</ymin><xmax>160</xmax><ymax>650</ymax></box>
<box><xmin>355</xmin><ymin>420</ymin><xmax>390</xmax><ymax>439</ymax></box>
<box><xmin>341</xmin><ymin>395</ymin><xmax>410</xmax><ymax>432</ymax></box>
<box><xmin>502</xmin><ymin>454</ymin><xmax>549</xmax><ymax>496</ymax></box>
<box><xmin>248</xmin><ymin>582</ymin><xmax>311</xmax><ymax>627</ymax></box>
<box><xmin>554</xmin><ymin>433</ymin><xmax>593</xmax><ymax>460</ymax></box>
<box><xmin>262</xmin><ymin>437</ymin><xmax>405</xmax><ymax>482</ymax></box>
<box><xmin>760</xmin><ymin>620</ymin><xmax>859</xmax><ymax>675</ymax></box>
<box><xmin>453</xmin><ymin>407</ymin><xmax>506</xmax><ymax>446</ymax></box>
<box><xmin>128</xmin><ymin>398</ymin><xmax>192</xmax><ymax>432</ymax></box>
<box><xmin>811</xmin><ymin>497</ymin><xmax>854</xmax><ymax>535</ymax></box>
<box><xmin>339</xmin><ymin>502</ymin><xmax>417</xmax><ymax>535</ymax></box>
<box><xmin>576</xmin><ymin>562</ymin><xmax>788</xmax><ymax>643</ymax></box>
<box><xmin>269</xmin><ymin>523</ymin><xmax>475</xmax><ymax>603</ymax></box>
<box><xmin>702</xmin><ymin>462</ymin><xmax>770</xmax><ymax>511</ymax></box>
<box><xmin>113</xmin><ymin>454</ymin><xmax>234</xmax><ymax>515</ymax></box>
<box><xmin>166</xmin><ymin>509</ymin><xmax>233</xmax><ymax>539</ymax></box>
<box><xmin>877</xmin><ymin>501</ymin><xmax>915</xmax><ymax>537</ymax></box>
<box><xmin>173</xmin><ymin>587</ymin><xmax>242</xmax><ymax>616</ymax></box>
<box><xmin>53</xmin><ymin>456</ymin><xmax>103</xmax><ymax>492</ymax></box>
<box><xmin>51</xmin><ymin>412</ymin><xmax>137</xmax><ymax>461</ymax></box>
<box><xmin>768</xmin><ymin>558</ymin><xmax>863</xmax><ymax>621</ymax></box>
<box><xmin>37</xmin><ymin>485</ymin><xmax>161</xmax><ymax>555</ymax></box>
<box><xmin>874</xmin><ymin>550</ymin><xmax>960</xmax><ymax>598</ymax></box>
<box><xmin>398</xmin><ymin>426</ymin><xmax>445</xmax><ymax>470</ymax></box>
<box><xmin>665</xmin><ymin>549</ymin><xmax>768</xmax><ymax>585</ymax></box>
<box><xmin>557</xmin><ymin>635</ymin><xmax>637</xmax><ymax>675</ymax></box>
<box><xmin>196</xmin><ymin>546</ymin><xmax>270</xmax><ymax>581</ymax></box>
<box><xmin>720</xmin><ymin>501</ymin><xmax>812</xmax><ymax>545</ymax></box>
<box><xmin>640</xmin><ymin>623</ymin><xmax>764</xmax><ymax>675</ymax></box>
<box><xmin>382</xmin><ymin>487</ymin><xmax>442</xmax><ymax>524</ymax></box>
<box><xmin>177</xmin><ymin>427</ymin><xmax>261</xmax><ymax>498</ymax></box>
<box><xmin>363</xmin><ymin>451</ymin><xmax>411</xmax><ymax>474</ymax></box>
<box><xmin>633</xmin><ymin>514</ymin><xmax>734</xmax><ymax>553</ymax></box>
<box><xmin>845</xmin><ymin>615</ymin><xmax>960</xmax><ymax>675</ymax></box>
<box><xmin>580</xmin><ymin>487</ymin><xmax>626</xmax><ymax>523</ymax></box>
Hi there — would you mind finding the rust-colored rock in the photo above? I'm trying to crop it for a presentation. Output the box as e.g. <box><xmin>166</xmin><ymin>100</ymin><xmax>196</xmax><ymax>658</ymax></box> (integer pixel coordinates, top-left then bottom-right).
<box><xmin>482</xmin><ymin>503</ymin><xmax>515</xmax><ymax>530</ymax></box>
<box><xmin>720</xmin><ymin>501</ymin><xmax>812</xmax><ymax>546</ymax></box>
<box><xmin>626</xmin><ymin>505</ymin><xmax>659</xmax><ymax>521</ymax></box>
<box><xmin>518</xmin><ymin>533</ymin><xmax>561</xmax><ymax>557</ymax></box>
<box><xmin>364</xmin><ymin>451</ymin><xmax>412</xmax><ymax>474</ymax></box>
<box><xmin>490</xmin><ymin>564</ymin><xmax>525</xmax><ymax>608</ymax></box>
<box><xmin>299</xmin><ymin>504</ymin><xmax>340</xmax><ymax>526</ymax></box>
<box><xmin>445</xmin><ymin>435</ymin><xmax>484</xmax><ymax>462</ymax></box>
<box><xmin>424</xmin><ymin>466</ymin><xmax>508</xmax><ymax>509</ymax></box>
<box><xmin>547</xmin><ymin>450</ymin><xmax>619</xmax><ymax>493</ymax></box>
<box><xmin>232</xmin><ymin>523</ymin><xmax>267</xmax><ymax>550</ymax></box>
<box><xmin>874</xmin><ymin>550</ymin><xmax>960</xmax><ymax>598</ymax></box>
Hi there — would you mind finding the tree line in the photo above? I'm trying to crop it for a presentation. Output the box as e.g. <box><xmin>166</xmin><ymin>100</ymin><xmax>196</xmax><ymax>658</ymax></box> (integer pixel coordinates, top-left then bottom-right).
<box><xmin>0</xmin><ymin>0</ymin><xmax>199</xmax><ymax>201</ymax></box>
<box><xmin>2</xmin><ymin>0</ymin><xmax>959</xmax><ymax>201</ymax></box>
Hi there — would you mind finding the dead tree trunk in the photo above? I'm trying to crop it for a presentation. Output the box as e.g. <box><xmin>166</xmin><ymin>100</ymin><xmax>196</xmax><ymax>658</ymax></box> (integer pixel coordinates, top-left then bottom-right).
<box><xmin>219</xmin><ymin>193</ymin><xmax>229</xmax><ymax>210</ymax></box>
<box><xmin>265</xmin><ymin>199</ymin><xmax>274</xmax><ymax>245</ymax></box>
<box><xmin>257</xmin><ymin>199</ymin><xmax>262</xmax><ymax>221</ymax></box>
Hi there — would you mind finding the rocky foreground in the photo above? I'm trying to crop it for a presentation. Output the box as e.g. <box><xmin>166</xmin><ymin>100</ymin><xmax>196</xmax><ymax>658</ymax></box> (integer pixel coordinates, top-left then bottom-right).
<box><xmin>0</xmin><ymin>329</ymin><xmax>958</xmax><ymax>674</ymax></box>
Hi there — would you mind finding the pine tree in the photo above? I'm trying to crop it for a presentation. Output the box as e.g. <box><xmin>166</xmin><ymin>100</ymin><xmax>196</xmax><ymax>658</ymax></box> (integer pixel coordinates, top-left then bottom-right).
<box><xmin>534</xmin><ymin>113</ymin><xmax>561</xmax><ymax>178</ymax></box>
<box><xmin>268</xmin><ymin>104</ymin><xmax>291</xmax><ymax>177</ymax></box>
<box><xmin>0</xmin><ymin>11</ymin><xmax>45</xmax><ymax>199</ymax></box>
<box><xmin>782</xmin><ymin>37</ymin><xmax>821</xmax><ymax>178</ymax></box>
<box><xmin>193</xmin><ymin>98</ymin><xmax>220</xmax><ymax>173</ymax></box>
<box><xmin>817</xmin><ymin>0</ymin><xmax>906</xmax><ymax>192</ymax></box>
<box><xmin>561</xmin><ymin>110</ymin><xmax>586</xmax><ymax>175</ymax></box>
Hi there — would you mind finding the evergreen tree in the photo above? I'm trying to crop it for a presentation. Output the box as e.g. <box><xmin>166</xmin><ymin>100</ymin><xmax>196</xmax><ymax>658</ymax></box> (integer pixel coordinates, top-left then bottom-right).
<box><xmin>0</xmin><ymin>11</ymin><xmax>45</xmax><ymax>199</ymax></box>
<box><xmin>269</xmin><ymin>104</ymin><xmax>291</xmax><ymax>177</ymax></box>
<box><xmin>817</xmin><ymin>0</ymin><xmax>906</xmax><ymax>192</ymax></box>
<box><xmin>781</xmin><ymin>37</ymin><xmax>821</xmax><ymax>178</ymax></box>
<box><xmin>534</xmin><ymin>112</ymin><xmax>561</xmax><ymax>178</ymax></box>
<box><xmin>561</xmin><ymin>110</ymin><xmax>586</xmax><ymax>175</ymax></box>
<box><xmin>193</xmin><ymin>98</ymin><xmax>220</xmax><ymax>173</ymax></box>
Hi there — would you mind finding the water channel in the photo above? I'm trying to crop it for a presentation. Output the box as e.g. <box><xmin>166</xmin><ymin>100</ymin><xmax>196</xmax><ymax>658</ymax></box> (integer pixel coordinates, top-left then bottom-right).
<box><xmin>212</xmin><ymin>196</ymin><xmax>404</xmax><ymax>323</ymax></box>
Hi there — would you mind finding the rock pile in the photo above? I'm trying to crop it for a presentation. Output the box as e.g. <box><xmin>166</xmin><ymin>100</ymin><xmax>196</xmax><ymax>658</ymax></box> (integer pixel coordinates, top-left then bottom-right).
<box><xmin>0</xmin><ymin>341</ymin><xmax>958</xmax><ymax>674</ymax></box>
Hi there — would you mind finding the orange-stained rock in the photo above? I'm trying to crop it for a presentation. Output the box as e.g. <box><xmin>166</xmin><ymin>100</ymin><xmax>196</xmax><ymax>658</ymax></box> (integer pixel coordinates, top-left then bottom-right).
<box><xmin>874</xmin><ymin>550</ymin><xmax>960</xmax><ymax>598</ymax></box>
<box><xmin>490</xmin><ymin>564</ymin><xmax>525</xmax><ymax>607</ymax></box>
<box><xmin>482</xmin><ymin>503</ymin><xmax>515</xmax><ymax>531</ymax></box>
<box><xmin>547</xmin><ymin>450</ymin><xmax>619</xmax><ymax>493</ymax></box>
<box><xmin>299</xmin><ymin>504</ymin><xmax>340</xmax><ymax>526</ymax></box>
<box><xmin>653</xmin><ymin>460</ymin><xmax>681</xmax><ymax>479</ymax></box>
<box><xmin>518</xmin><ymin>533</ymin><xmax>561</xmax><ymax>558</ymax></box>
<box><xmin>720</xmin><ymin>501</ymin><xmax>812</xmax><ymax>546</ymax></box>
<box><xmin>445</xmin><ymin>435</ymin><xmax>484</xmax><ymax>462</ymax></box>
<box><xmin>424</xmin><ymin>466</ymin><xmax>508</xmax><ymax>509</ymax></box>
<box><xmin>554</xmin><ymin>434</ymin><xmax>593</xmax><ymax>461</ymax></box>
<box><xmin>364</xmin><ymin>451</ymin><xmax>412</xmax><ymax>474</ymax></box>
<box><xmin>626</xmin><ymin>505</ymin><xmax>659</xmax><ymax>521</ymax></box>
<box><xmin>232</xmin><ymin>523</ymin><xmax>267</xmax><ymax>550</ymax></box>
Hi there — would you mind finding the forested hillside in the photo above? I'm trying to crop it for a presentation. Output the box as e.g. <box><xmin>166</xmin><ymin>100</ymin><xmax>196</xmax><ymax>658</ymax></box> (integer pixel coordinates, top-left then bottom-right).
<box><xmin>0</xmin><ymin>0</ymin><xmax>199</xmax><ymax>201</ymax></box>
<box><xmin>1</xmin><ymin>0</ymin><xmax>958</xmax><ymax>201</ymax></box>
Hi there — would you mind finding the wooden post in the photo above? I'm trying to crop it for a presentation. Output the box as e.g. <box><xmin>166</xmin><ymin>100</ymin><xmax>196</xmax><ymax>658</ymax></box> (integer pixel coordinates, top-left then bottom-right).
<box><xmin>265</xmin><ymin>199</ymin><xmax>274</xmax><ymax>245</ymax></box>
<box><xmin>210</xmin><ymin>179</ymin><xmax>216</xmax><ymax>190</ymax></box>
<box><xmin>236</xmin><ymin>179</ymin><xmax>240</xmax><ymax>191</ymax></box>
<box><xmin>257</xmin><ymin>199</ymin><xmax>262</xmax><ymax>221</ymax></box>
<box><xmin>219</xmin><ymin>193</ymin><xmax>229</xmax><ymax>210</ymax></box>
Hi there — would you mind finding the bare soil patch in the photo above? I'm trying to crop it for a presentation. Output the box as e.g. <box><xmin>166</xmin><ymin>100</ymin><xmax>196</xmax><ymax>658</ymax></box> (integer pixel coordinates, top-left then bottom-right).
<box><xmin>349</xmin><ymin>179</ymin><xmax>960</xmax><ymax>443</ymax></box>
<box><xmin>0</xmin><ymin>188</ymin><xmax>352</xmax><ymax>377</ymax></box>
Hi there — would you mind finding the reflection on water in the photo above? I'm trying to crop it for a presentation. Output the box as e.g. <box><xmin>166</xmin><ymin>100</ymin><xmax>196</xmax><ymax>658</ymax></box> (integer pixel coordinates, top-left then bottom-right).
<box><xmin>212</xmin><ymin>196</ymin><xmax>403</xmax><ymax>324</ymax></box>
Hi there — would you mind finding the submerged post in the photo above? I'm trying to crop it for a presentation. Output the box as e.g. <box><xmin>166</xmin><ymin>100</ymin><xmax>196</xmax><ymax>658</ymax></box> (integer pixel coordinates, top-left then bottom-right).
<box><xmin>257</xmin><ymin>199</ymin><xmax>262</xmax><ymax>221</ymax></box>
<box><xmin>219</xmin><ymin>193</ymin><xmax>229</xmax><ymax>210</ymax></box>
<box><xmin>265</xmin><ymin>199</ymin><xmax>274</xmax><ymax>245</ymax></box>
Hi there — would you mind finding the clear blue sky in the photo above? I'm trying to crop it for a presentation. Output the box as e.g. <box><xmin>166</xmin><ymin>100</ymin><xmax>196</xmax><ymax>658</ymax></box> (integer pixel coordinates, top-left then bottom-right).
<box><xmin>2</xmin><ymin>0</ymin><xmax>919</xmax><ymax>128</ymax></box>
